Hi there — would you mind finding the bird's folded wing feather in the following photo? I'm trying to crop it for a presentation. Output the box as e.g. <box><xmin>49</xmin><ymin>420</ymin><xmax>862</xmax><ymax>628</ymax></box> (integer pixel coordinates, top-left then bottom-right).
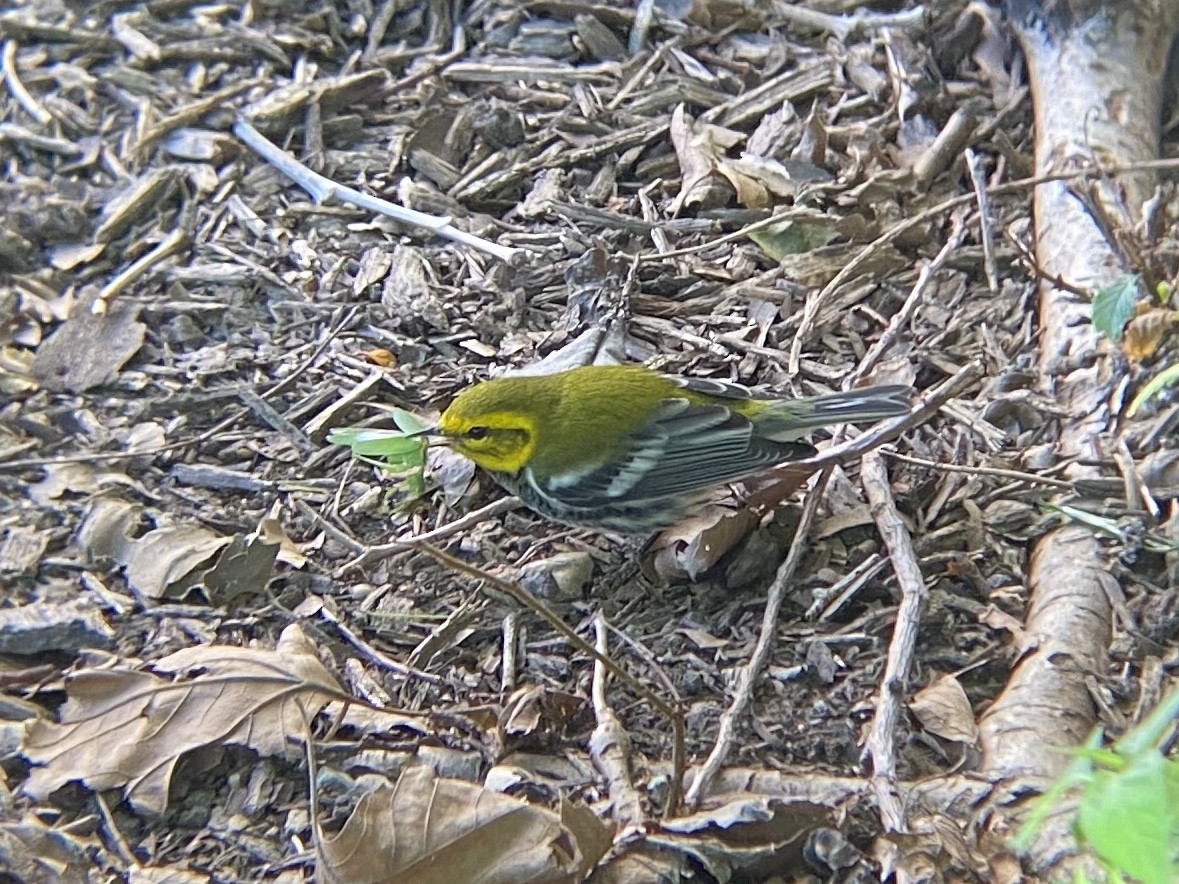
<box><xmin>535</xmin><ymin>399</ymin><xmax>811</xmax><ymax>505</ymax></box>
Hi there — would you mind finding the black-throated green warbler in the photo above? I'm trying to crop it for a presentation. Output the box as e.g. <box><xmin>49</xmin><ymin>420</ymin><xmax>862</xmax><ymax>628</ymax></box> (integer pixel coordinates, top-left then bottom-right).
<box><xmin>437</xmin><ymin>364</ymin><xmax>910</xmax><ymax>532</ymax></box>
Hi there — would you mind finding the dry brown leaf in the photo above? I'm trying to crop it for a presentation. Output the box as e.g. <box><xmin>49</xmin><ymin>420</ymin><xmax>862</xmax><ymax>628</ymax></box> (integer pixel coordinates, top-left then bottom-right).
<box><xmin>646</xmin><ymin>794</ymin><xmax>832</xmax><ymax>877</ymax></box>
<box><xmin>724</xmin><ymin>154</ymin><xmax>803</xmax><ymax>201</ymax></box>
<box><xmin>316</xmin><ymin>766</ymin><xmax>612</xmax><ymax>884</ymax></box>
<box><xmin>256</xmin><ymin>511</ymin><xmax>308</xmax><ymax>568</ymax></box>
<box><xmin>21</xmin><ymin>625</ymin><xmax>342</xmax><ymax>815</ymax></box>
<box><xmin>30</xmin><ymin>291</ymin><xmax>146</xmax><ymax>393</ymax></box>
<box><xmin>0</xmin><ymin>815</ymin><xmax>97</xmax><ymax>884</ymax></box>
<box><xmin>29</xmin><ymin>463</ymin><xmax>102</xmax><ymax>507</ymax></box>
<box><xmin>74</xmin><ymin>496</ymin><xmax>137</xmax><ymax>561</ymax></box>
<box><xmin>677</xmin><ymin>627</ymin><xmax>730</xmax><ymax>651</ymax></box>
<box><xmin>908</xmin><ymin>673</ymin><xmax>979</xmax><ymax>744</ymax></box>
<box><xmin>356</xmin><ymin>347</ymin><xmax>396</xmax><ymax>367</ymax></box>
<box><xmin>714</xmin><ymin>158</ymin><xmax>770</xmax><ymax>209</ymax></box>
<box><xmin>0</xmin><ymin>525</ymin><xmax>50</xmax><ymax>575</ymax></box>
<box><xmin>48</xmin><ymin>242</ymin><xmax>106</xmax><ymax>270</ymax></box>
<box><xmin>200</xmin><ymin>533</ymin><xmax>280</xmax><ymax>600</ymax></box>
<box><xmin>645</xmin><ymin>504</ymin><xmax>758</xmax><ymax>582</ymax></box>
<box><xmin>668</xmin><ymin>104</ymin><xmax>744</xmax><ymax>213</ymax></box>
<box><xmin>352</xmin><ymin>246</ymin><xmax>393</xmax><ymax>295</ymax></box>
<box><xmin>485</xmin><ymin>752</ymin><xmax>597</xmax><ymax>795</ymax></box>
<box><xmin>117</xmin><ymin>525</ymin><xmax>231</xmax><ymax>599</ymax></box>
<box><xmin>0</xmin><ymin>345</ymin><xmax>38</xmax><ymax>394</ymax></box>
<box><xmin>501</xmin><ymin>685</ymin><xmax>583</xmax><ymax>738</ymax></box>
<box><xmin>1122</xmin><ymin>307</ymin><xmax>1178</xmax><ymax>362</ymax></box>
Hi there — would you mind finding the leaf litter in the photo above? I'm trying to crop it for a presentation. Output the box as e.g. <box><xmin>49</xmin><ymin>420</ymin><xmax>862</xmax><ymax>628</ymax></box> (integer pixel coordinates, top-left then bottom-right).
<box><xmin>22</xmin><ymin>625</ymin><xmax>343</xmax><ymax>816</ymax></box>
<box><xmin>1</xmin><ymin>0</ymin><xmax>1178</xmax><ymax>880</ymax></box>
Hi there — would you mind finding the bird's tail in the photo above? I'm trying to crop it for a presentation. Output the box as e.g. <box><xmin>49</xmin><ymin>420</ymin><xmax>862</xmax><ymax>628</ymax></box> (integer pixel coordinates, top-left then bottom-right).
<box><xmin>760</xmin><ymin>385</ymin><xmax>911</xmax><ymax>440</ymax></box>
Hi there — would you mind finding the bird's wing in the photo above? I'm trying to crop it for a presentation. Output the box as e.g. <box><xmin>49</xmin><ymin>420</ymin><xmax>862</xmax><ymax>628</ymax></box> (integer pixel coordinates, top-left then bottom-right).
<box><xmin>532</xmin><ymin>398</ymin><xmax>811</xmax><ymax>507</ymax></box>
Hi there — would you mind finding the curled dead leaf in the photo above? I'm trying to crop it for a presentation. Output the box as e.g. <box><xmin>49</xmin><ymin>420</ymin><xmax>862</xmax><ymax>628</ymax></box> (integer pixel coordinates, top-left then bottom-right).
<box><xmin>908</xmin><ymin>673</ymin><xmax>978</xmax><ymax>744</ymax></box>
<box><xmin>1122</xmin><ymin>308</ymin><xmax>1178</xmax><ymax>362</ymax></box>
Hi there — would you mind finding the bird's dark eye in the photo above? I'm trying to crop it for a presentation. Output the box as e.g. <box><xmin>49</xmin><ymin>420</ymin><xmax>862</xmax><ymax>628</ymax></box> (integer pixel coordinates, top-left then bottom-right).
<box><xmin>466</xmin><ymin>426</ymin><xmax>489</xmax><ymax>440</ymax></box>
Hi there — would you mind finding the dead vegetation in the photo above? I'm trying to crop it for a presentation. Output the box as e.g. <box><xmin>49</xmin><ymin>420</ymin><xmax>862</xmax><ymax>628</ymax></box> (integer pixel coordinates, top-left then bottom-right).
<box><xmin>2</xmin><ymin>0</ymin><xmax>1178</xmax><ymax>881</ymax></box>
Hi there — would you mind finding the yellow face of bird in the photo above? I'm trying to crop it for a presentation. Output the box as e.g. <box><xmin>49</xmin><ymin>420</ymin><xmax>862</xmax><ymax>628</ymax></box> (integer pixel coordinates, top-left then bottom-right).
<box><xmin>437</xmin><ymin>389</ymin><xmax>538</xmax><ymax>475</ymax></box>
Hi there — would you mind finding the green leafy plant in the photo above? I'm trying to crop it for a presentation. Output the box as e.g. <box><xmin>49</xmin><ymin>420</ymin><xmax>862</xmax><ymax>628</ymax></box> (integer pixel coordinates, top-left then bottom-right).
<box><xmin>1013</xmin><ymin>687</ymin><xmax>1179</xmax><ymax>884</ymax></box>
<box><xmin>328</xmin><ymin>408</ymin><xmax>429</xmax><ymax>498</ymax></box>
<box><xmin>1091</xmin><ymin>274</ymin><xmax>1142</xmax><ymax>341</ymax></box>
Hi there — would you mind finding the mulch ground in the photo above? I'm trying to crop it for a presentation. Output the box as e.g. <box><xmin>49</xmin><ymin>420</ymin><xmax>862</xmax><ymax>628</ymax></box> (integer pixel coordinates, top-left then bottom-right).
<box><xmin>1</xmin><ymin>1</ymin><xmax>1176</xmax><ymax>881</ymax></box>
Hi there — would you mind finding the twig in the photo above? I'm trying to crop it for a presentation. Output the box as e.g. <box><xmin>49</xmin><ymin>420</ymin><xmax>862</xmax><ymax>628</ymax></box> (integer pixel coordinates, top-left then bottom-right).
<box><xmin>860</xmin><ymin>451</ymin><xmax>927</xmax><ymax>832</ymax></box>
<box><xmin>607</xmin><ymin>37</ymin><xmax>680</xmax><ymax>110</ymax></box>
<box><xmin>334</xmin><ymin>497</ymin><xmax>520</xmax><ymax>576</ymax></box>
<box><xmin>264</xmin><ymin>305</ymin><xmax>360</xmax><ymax>401</ymax></box>
<box><xmin>848</xmin><ymin>212</ymin><xmax>968</xmax><ymax>386</ymax></box>
<box><xmin>776</xmin><ymin>3</ymin><xmax>926</xmax><ymax>41</ymax></box>
<box><xmin>501</xmin><ymin>612</ymin><xmax>520</xmax><ymax>692</ymax></box>
<box><xmin>1</xmin><ymin>40</ymin><xmax>51</xmax><ymax>125</ymax></box>
<box><xmin>809</xmin><ymin>553</ymin><xmax>890</xmax><ymax>621</ymax></box>
<box><xmin>684</xmin><ymin>465</ymin><xmax>833</xmax><ymax>809</ymax></box>
<box><xmin>782</xmin><ymin>159</ymin><xmax>1179</xmax><ymax>372</ymax></box>
<box><xmin>237</xmin><ymin>387</ymin><xmax>315</xmax><ymax>455</ymax></box>
<box><xmin>0</xmin><ymin>410</ymin><xmax>245</xmax><ymax>470</ymax></box>
<box><xmin>649</xmin><ymin>155</ymin><xmax>1179</xmax><ymax>272</ymax></box>
<box><xmin>417</xmin><ymin>542</ymin><xmax>686</xmax><ymax>817</ymax></box>
<box><xmin>94</xmin><ymin>226</ymin><xmax>189</xmax><ymax>314</ymax></box>
<box><xmin>1113</xmin><ymin>435</ymin><xmax>1159</xmax><ymax>517</ymax></box>
<box><xmin>965</xmin><ymin>148</ymin><xmax>999</xmax><ymax>292</ymax></box>
<box><xmin>232</xmin><ymin>118</ymin><xmax>519</xmax><ymax>264</ymax></box>
<box><xmin>589</xmin><ymin>612</ymin><xmax>644</xmax><ymax>828</ymax></box>
<box><xmin>93</xmin><ymin>792</ymin><xmax>137</xmax><ymax>867</ymax></box>
<box><xmin>883</xmin><ymin>450</ymin><xmax>1076</xmax><ymax>491</ymax></box>
<box><xmin>603</xmin><ymin>619</ymin><xmax>681</xmax><ymax>705</ymax></box>
<box><xmin>313</xmin><ymin>596</ymin><xmax>444</xmax><ymax>685</ymax></box>
<box><xmin>912</xmin><ymin>108</ymin><xmax>977</xmax><ymax>192</ymax></box>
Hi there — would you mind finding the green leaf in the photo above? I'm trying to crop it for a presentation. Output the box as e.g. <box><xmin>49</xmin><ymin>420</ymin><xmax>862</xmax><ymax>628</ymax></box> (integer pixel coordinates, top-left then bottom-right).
<box><xmin>326</xmin><ymin>426</ymin><xmax>368</xmax><ymax>445</ymax></box>
<box><xmin>1012</xmin><ymin>729</ymin><xmax>1103</xmax><ymax>853</ymax></box>
<box><xmin>327</xmin><ymin>425</ymin><xmax>427</xmax><ymax>495</ymax></box>
<box><xmin>392</xmin><ymin>407</ymin><xmax>429</xmax><ymax>435</ymax></box>
<box><xmin>1128</xmin><ymin>362</ymin><xmax>1179</xmax><ymax>417</ymax></box>
<box><xmin>1091</xmin><ymin>275</ymin><xmax>1141</xmax><ymax>341</ymax></box>
<box><xmin>748</xmin><ymin>220</ymin><xmax>834</xmax><ymax>261</ymax></box>
<box><xmin>328</xmin><ymin>428</ymin><xmax>422</xmax><ymax>456</ymax></box>
<box><xmin>1076</xmin><ymin>751</ymin><xmax>1175</xmax><ymax>884</ymax></box>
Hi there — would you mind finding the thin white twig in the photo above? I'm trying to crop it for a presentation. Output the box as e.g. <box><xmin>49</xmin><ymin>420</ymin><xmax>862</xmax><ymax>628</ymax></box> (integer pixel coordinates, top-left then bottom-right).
<box><xmin>233</xmin><ymin>118</ymin><xmax>519</xmax><ymax>264</ymax></box>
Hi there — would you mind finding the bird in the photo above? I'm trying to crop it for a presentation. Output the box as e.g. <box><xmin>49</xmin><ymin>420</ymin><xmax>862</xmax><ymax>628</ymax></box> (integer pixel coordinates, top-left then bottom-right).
<box><xmin>436</xmin><ymin>364</ymin><xmax>910</xmax><ymax>532</ymax></box>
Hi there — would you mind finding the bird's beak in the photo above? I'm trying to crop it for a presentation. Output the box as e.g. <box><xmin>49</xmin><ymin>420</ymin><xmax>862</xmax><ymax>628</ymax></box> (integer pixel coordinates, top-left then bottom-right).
<box><xmin>414</xmin><ymin>427</ymin><xmax>451</xmax><ymax>448</ymax></box>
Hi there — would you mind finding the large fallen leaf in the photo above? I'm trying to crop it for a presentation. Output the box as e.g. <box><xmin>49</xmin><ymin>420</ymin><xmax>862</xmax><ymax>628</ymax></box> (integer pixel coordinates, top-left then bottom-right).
<box><xmin>21</xmin><ymin>625</ymin><xmax>343</xmax><ymax>814</ymax></box>
<box><xmin>74</xmin><ymin>500</ymin><xmax>280</xmax><ymax>600</ymax></box>
<box><xmin>317</xmin><ymin>766</ymin><xmax>612</xmax><ymax>884</ymax></box>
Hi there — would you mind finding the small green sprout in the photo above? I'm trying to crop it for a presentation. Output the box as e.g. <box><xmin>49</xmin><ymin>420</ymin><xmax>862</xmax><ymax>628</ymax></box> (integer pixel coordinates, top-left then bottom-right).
<box><xmin>328</xmin><ymin>408</ymin><xmax>429</xmax><ymax>498</ymax></box>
